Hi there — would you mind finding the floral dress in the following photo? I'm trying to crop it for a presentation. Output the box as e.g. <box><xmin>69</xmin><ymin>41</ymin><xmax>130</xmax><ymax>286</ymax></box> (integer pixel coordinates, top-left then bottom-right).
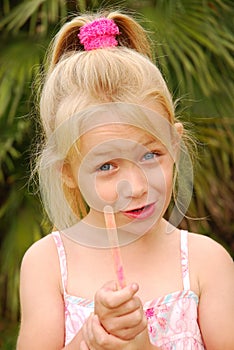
<box><xmin>52</xmin><ymin>230</ymin><xmax>205</xmax><ymax>349</ymax></box>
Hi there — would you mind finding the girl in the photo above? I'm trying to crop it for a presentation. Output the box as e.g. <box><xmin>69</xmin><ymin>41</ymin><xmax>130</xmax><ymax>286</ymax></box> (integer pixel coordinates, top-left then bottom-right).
<box><xmin>17</xmin><ymin>10</ymin><xmax>234</xmax><ymax>350</ymax></box>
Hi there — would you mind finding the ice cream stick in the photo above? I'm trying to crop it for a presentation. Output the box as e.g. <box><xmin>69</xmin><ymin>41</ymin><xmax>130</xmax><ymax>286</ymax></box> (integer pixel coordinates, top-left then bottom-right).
<box><xmin>104</xmin><ymin>205</ymin><xmax>126</xmax><ymax>289</ymax></box>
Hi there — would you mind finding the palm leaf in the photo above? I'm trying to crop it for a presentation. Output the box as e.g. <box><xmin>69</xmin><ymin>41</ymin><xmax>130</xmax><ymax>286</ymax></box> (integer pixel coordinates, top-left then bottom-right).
<box><xmin>141</xmin><ymin>0</ymin><xmax>234</xmax><ymax>111</ymax></box>
<box><xmin>0</xmin><ymin>0</ymin><xmax>45</xmax><ymax>33</ymax></box>
<box><xmin>0</xmin><ymin>189</ymin><xmax>47</xmax><ymax>320</ymax></box>
<box><xmin>0</xmin><ymin>36</ymin><xmax>48</xmax><ymax>122</ymax></box>
<box><xmin>0</xmin><ymin>0</ymin><xmax>67</xmax><ymax>34</ymax></box>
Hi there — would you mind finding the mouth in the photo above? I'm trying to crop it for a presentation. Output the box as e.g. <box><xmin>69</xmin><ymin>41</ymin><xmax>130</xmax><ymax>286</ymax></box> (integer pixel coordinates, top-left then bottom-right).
<box><xmin>122</xmin><ymin>202</ymin><xmax>156</xmax><ymax>220</ymax></box>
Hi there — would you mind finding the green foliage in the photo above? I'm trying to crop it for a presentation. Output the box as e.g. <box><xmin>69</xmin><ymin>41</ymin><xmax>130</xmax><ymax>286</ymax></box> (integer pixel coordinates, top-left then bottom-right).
<box><xmin>0</xmin><ymin>319</ymin><xmax>18</xmax><ymax>349</ymax></box>
<box><xmin>0</xmin><ymin>0</ymin><xmax>233</xmax><ymax>330</ymax></box>
<box><xmin>141</xmin><ymin>0</ymin><xmax>234</xmax><ymax>113</ymax></box>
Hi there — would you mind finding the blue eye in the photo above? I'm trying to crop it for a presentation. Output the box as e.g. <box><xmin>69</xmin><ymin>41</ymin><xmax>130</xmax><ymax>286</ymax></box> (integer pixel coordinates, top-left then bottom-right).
<box><xmin>99</xmin><ymin>163</ymin><xmax>113</xmax><ymax>171</ymax></box>
<box><xmin>143</xmin><ymin>152</ymin><xmax>158</xmax><ymax>161</ymax></box>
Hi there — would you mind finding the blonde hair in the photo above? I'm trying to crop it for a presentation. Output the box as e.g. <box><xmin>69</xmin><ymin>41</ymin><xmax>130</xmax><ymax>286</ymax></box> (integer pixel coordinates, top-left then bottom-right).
<box><xmin>38</xmin><ymin>10</ymin><xmax>177</xmax><ymax>229</ymax></box>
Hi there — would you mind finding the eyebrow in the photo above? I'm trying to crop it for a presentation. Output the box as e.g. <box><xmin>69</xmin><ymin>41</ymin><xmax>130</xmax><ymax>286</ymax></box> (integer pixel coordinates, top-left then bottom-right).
<box><xmin>136</xmin><ymin>136</ymin><xmax>165</xmax><ymax>149</ymax></box>
<box><xmin>142</xmin><ymin>138</ymin><xmax>162</xmax><ymax>147</ymax></box>
<box><xmin>89</xmin><ymin>138</ymin><xmax>164</xmax><ymax>159</ymax></box>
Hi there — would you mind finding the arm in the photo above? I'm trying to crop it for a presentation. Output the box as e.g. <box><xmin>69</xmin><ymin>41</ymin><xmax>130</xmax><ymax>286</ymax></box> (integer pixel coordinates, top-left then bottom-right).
<box><xmin>195</xmin><ymin>236</ymin><xmax>234</xmax><ymax>349</ymax></box>
<box><xmin>16</xmin><ymin>236</ymin><xmax>84</xmax><ymax>350</ymax></box>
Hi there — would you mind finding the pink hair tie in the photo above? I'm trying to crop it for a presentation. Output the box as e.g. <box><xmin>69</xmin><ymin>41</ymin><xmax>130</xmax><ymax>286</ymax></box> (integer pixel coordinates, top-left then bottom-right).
<box><xmin>78</xmin><ymin>18</ymin><xmax>120</xmax><ymax>51</ymax></box>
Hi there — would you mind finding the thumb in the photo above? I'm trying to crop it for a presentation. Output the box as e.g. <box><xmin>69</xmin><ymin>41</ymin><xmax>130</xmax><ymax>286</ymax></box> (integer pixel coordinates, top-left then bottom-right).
<box><xmin>102</xmin><ymin>280</ymin><xmax>118</xmax><ymax>292</ymax></box>
<box><xmin>80</xmin><ymin>340</ymin><xmax>89</xmax><ymax>350</ymax></box>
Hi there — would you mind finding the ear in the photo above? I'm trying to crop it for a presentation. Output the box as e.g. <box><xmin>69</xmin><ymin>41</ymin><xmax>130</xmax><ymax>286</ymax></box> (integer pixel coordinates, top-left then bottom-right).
<box><xmin>174</xmin><ymin>122</ymin><xmax>184</xmax><ymax>137</ymax></box>
<box><xmin>173</xmin><ymin>122</ymin><xmax>184</xmax><ymax>161</ymax></box>
<box><xmin>62</xmin><ymin>163</ymin><xmax>77</xmax><ymax>189</ymax></box>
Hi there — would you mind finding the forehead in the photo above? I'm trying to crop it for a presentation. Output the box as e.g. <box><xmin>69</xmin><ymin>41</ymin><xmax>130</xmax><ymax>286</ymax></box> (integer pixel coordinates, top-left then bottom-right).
<box><xmin>79</xmin><ymin>124</ymin><xmax>161</xmax><ymax>155</ymax></box>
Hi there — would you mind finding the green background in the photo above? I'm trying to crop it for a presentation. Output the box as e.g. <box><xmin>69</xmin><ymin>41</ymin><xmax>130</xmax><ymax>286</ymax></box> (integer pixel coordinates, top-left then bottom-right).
<box><xmin>0</xmin><ymin>0</ymin><xmax>233</xmax><ymax>347</ymax></box>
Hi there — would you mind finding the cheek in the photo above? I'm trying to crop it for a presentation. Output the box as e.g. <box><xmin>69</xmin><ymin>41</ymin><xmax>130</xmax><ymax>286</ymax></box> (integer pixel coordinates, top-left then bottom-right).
<box><xmin>164</xmin><ymin>164</ymin><xmax>174</xmax><ymax>190</ymax></box>
<box><xmin>78</xmin><ymin>169</ymin><xmax>120</xmax><ymax>211</ymax></box>
<box><xmin>95</xmin><ymin>176</ymin><xmax>134</xmax><ymax>210</ymax></box>
<box><xmin>150</xmin><ymin>160</ymin><xmax>172</xmax><ymax>181</ymax></box>
<box><xmin>95</xmin><ymin>178</ymin><xmax>118</xmax><ymax>203</ymax></box>
<box><xmin>147</xmin><ymin>159</ymin><xmax>174</xmax><ymax>197</ymax></box>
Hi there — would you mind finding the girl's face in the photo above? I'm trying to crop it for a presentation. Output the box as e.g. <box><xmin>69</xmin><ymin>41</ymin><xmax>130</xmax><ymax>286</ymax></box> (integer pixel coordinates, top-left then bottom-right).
<box><xmin>67</xmin><ymin>122</ymin><xmax>178</xmax><ymax>234</ymax></box>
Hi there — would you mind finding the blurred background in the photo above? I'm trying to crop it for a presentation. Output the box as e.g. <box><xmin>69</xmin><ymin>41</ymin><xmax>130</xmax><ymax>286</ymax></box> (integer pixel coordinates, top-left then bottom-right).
<box><xmin>0</xmin><ymin>0</ymin><xmax>233</xmax><ymax>348</ymax></box>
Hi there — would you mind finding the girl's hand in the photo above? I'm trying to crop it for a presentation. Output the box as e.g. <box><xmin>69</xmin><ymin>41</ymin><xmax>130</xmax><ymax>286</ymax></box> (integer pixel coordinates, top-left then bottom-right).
<box><xmin>94</xmin><ymin>281</ymin><xmax>148</xmax><ymax>341</ymax></box>
<box><xmin>81</xmin><ymin>314</ymin><xmax>156</xmax><ymax>350</ymax></box>
<box><xmin>81</xmin><ymin>313</ymin><xmax>129</xmax><ymax>350</ymax></box>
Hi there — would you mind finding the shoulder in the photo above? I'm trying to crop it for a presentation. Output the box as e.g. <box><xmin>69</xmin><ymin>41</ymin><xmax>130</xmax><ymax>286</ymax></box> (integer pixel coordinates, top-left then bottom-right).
<box><xmin>188</xmin><ymin>233</ymin><xmax>234</xmax><ymax>348</ymax></box>
<box><xmin>21</xmin><ymin>232</ymin><xmax>58</xmax><ymax>267</ymax></box>
<box><xmin>20</xmin><ymin>232</ymin><xmax>62</xmax><ymax>291</ymax></box>
<box><xmin>19</xmin><ymin>232</ymin><xmax>64</xmax><ymax>316</ymax></box>
<box><xmin>187</xmin><ymin>232</ymin><xmax>233</xmax><ymax>289</ymax></box>
<box><xmin>188</xmin><ymin>231</ymin><xmax>233</xmax><ymax>264</ymax></box>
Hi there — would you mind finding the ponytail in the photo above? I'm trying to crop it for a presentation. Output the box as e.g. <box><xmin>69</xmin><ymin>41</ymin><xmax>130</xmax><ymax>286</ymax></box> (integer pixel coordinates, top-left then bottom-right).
<box><xmin>49</xmin><ymin>11</ymin><xmax>152</xmax><ymax>70</ymax></box>
<box><xmin>108</xmin><ymin>12</ymin><xmax>152</xmax><ymax>58</ymax></box>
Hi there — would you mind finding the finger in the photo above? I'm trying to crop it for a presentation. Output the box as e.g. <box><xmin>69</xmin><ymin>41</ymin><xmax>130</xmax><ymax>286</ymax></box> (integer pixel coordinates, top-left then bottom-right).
<box><xmin>80</xmin><ymin>340</ymin><xmax>89</xmax><ymax>350</ymax></box>
<box><xmin>91</xmin><ymin>315</ymin><xmax>128</xmax><ymax>349</ymax></box>
<box><xmin>82</xmin><ymin>314</ymin><xmax>110</xmax><ymax>350</ymax></box>
<box><xmin>84</xmin><ymin>315</ymin><xmax>108</xmax><ymax>350</ymax></box>
<box><xmin>101</xmin><ymin>280</ymin><xmax>119</xmax><ymax>292</ymax></box>
<box><xmin>106</xmin><ymin>304</ymin><xmax>145</xmax><ymax>330</ymax></box>
<box><xmin>104</xmin><ymin>311</ymin><xmax>148</xmax><ymax>341</ymax></box>
<box><xmin>82</xmin><ymin>314</ymin><xmax>94</xmax><ymax>349</ymax></box>
<box><xmin>107</xmin><ymin>294</ymin><xmax>142</xmax><ymax>316</ymax></box>
<box><xmin>91</xmin><ymin>315</ymin><xmax>109</xmax><ymax>348</ymax></box>
<box><xmin>96</xmin><ymin>282</ymin><xmax>139</xmax><ymax>309</ymax></box>
<box><xmin>86</xmin><ymin>314</ymin><xmax>95</xmax><ymax>346</ymax></box>
<box><xmin>98</xmin><ymin>295</ymin><xmax>144</xmax><ymax>332</ymax></box>
<box><xmin>98</xmin><ymin>295</ymin><xmax>143</xmax><ymax>323</ymax></box>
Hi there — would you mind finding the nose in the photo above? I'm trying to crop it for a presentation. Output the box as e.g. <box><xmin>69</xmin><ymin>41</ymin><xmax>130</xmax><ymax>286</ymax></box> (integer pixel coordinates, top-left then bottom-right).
<box><xmin>117</xmin><ymin>164</ymin><xmax>148</xmax><ymax>199</ymax></box>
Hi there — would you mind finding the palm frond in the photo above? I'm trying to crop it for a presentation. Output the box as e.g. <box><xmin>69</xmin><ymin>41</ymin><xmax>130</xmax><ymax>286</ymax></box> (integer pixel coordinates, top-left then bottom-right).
<box><xmin>0</xmin><ymin>0</ymin><xmax>68</xmax><ymax>34</ymax></box>
<box><xmin>141</xmin><ymin>0</ymin><xmax>234</xmax><ymax>111</ymax></box>
<box><xmin>0</xmin><ymin>36</ymin><xmax>47</xmax><ymax>121</ymax></box>
<box><xmin>184</xmin><ymin>116</ymin><xmax>234</xmax><ymax>251</ymax></box>
<box><xmin>0</xmin><ymin>0</ymin><xmax>44</xmax><ymax>33</ymax></box>
<box><xmin>0</xmin><ymin>189</ymin><xmax>47</xmax><ymax>320</ymax></box>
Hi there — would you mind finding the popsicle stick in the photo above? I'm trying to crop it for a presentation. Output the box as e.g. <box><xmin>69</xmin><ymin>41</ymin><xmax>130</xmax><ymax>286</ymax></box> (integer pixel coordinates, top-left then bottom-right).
<box><xmin>104</xmin><ymin>205</ymin><xmax>126</xmax><ymax>289</ymax></box>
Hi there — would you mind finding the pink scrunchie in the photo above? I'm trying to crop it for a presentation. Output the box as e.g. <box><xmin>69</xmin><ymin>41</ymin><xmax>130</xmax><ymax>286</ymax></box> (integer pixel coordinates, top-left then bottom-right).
<box><xmin>78</xmin><ymin>18</ymin><xmax>120</xmax><ymax>51</ymax></box>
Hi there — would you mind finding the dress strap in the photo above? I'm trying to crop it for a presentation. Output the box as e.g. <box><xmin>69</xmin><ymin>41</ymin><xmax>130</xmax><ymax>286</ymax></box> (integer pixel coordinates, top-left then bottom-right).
<box><xmin>52</xmin><ymin>231</ymin><xmax>68</xmax><ymax>294</ymax></box>
<box><xmin>180</xmin><ymin>230</ymin><xmax>190</xmax><ymax>290</ymax></box>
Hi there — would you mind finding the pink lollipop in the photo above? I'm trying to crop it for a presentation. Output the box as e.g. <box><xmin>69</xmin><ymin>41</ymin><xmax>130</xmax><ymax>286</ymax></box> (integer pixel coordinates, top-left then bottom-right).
<box><xmin>104</xmin><ymin>205</ymin><xmax>126</xmax><ymax>289</ymax></box>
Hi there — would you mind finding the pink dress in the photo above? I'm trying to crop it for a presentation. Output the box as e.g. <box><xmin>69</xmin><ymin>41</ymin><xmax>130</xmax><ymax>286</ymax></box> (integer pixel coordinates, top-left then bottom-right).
<box><xmin>52</xmin><ymin>230</ymin><xmax>205</xmax><ymax>349</ymax></box>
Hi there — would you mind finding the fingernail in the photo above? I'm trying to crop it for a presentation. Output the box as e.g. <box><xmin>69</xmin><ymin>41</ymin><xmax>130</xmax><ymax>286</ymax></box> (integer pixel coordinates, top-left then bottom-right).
<box><xmin>131</xmin><ymin>283</ymin><xmax>139</xmax><ymax>292</ymax></box>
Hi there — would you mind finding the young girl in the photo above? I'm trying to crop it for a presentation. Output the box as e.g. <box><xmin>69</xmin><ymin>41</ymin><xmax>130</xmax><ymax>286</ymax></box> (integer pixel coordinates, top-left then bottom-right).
<box><xmin>17</xmin><ymin>10</ymin><xmax>234</xmax><ymax>350</ymax></box>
